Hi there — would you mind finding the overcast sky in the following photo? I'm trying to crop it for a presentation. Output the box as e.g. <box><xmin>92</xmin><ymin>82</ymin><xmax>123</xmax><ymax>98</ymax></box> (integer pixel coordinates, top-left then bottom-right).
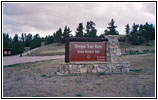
<box><xmin>3</xmin><ymin>2</ymin><xmax>155</xmax><ymax>37</ymax></box>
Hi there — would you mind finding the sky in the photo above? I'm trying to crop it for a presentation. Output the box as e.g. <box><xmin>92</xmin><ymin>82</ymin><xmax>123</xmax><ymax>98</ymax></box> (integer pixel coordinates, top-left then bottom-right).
<box><xmin>3</xmin><ymin>2</ymin><xmax>156</xmax><ymax>37</ymax></box>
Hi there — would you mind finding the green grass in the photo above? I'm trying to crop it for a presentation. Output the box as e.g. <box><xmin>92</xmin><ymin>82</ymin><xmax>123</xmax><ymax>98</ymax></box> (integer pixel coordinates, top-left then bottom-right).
<box><xmin>130</xmin><ymin>69</ymin><xmax>142</xmax><ymax>72</ymax></box>
<box><xmin>122</xmin><ymin>50</ymin><xmax>155</xmax><ymax>56</ymax></box>
<box><xmin>32</xmin><ymin>95</ymin><xmax>38</xmax><ymax>97</ymax></box>
<box><xmin>97</xmin><ymin>72</ymin><xmax>105</xmax><ymax>76</ymax></box>
<box><xmin>48</xmin><ymin>74</ymin><xmax>53</xmax><ymax>78</ymax></box>
<box><xmin>4</xmin><ymin>64</ymin><xmax>20</xmax><ymax>68</ymax></box>
<box><xmin>41</xmin><ymin>74</ymin><xmax>47</xmax><ymax>77</ymax></box>
<box><xmin>76</xmin><ymin>92</ymin><xmax>82</xmax><ymax>97</ymax></box>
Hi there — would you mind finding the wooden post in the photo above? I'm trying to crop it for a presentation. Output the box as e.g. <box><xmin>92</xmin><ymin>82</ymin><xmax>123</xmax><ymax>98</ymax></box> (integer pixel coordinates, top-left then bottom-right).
<box><xmin>65</xmin><ymin>35</ymin><xmax>70</xmax><ymax>63</ymax></box>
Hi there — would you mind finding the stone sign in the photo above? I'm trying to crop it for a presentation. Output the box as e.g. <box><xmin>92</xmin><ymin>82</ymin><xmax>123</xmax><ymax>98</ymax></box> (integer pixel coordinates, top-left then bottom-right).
<box><xmin>70</xmin><ymin>42</ymin><xmax>106</xmax><ymax>62</ymax></box>
<box><xmin>57</xmin><ymin>35</ymin><xmax>130</xmax><ymax>75</ymax></box>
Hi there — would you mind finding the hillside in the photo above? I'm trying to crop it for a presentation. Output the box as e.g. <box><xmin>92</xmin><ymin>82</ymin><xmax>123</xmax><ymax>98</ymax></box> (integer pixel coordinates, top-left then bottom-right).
<box><xmin>28</xmin><ymin>40</ymin><xmax>155</xmax><ymax>56</ymax></box>
<box><xmin>28</xmin><ymin>43</ymin><xmax>65</xmax><ymax>56</ymax></box>
<box><xmin>120</xmin><ymin>40</ymin><xmax>155</xmax><ymax>53</ymax></box>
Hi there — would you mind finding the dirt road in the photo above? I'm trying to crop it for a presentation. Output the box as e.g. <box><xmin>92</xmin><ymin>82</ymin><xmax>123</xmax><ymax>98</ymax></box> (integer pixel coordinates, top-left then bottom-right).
<box><xmin>3</xmin><ymin>55</ymin><xmax>64</xmax><ymax>66</ymax></box>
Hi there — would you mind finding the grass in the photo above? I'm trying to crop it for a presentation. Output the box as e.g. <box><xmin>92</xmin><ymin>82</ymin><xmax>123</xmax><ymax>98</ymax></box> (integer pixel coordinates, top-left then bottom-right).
<box><xmin>32</xmin><ymin>95</ymin><xmax>38</xmax><ymax>97</ymax></box>
<box><xmin>30</xmin><ymin>51</ymin><xmax>65</xmax><ymax>56</ymax></box>
<box><xmin>41</xmin><ymin>74</ymin><xmax>53</xmax><ymax>78</ymax></box>
<box><xmin>122</xmin><ymin>50</ymin><xmax>155</xmax><ymax>56</ymax></box>
<box><xmin>41</xmin><ymin>74</ymin><xmax>47</xmax><ymax>77</ymax></box>
<box><xmin>130</xmin><ymin>69</ymin><xmax>142</xmax><ymax>72</ymax></box>
<box><xmin>97</xmin><ymin>72</ymin><xmax>105</xmax><ymax>76</ymax></box>
<box><xmin>76</xmin><ymin>92</ymin><xmax>82</xmax><ymax>97</ymax></box>
<box><xmin>48</xmin><ymin>74</ymin><xmax>53</xmax><ymax>78</ymax></box>
<box><xmin>4</xmin><ymin>64</ymin><xmax>20</xmax><ymax>68</ymax></box>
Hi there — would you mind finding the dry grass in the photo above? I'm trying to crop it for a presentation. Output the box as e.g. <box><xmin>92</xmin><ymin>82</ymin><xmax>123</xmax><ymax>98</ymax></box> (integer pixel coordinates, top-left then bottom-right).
<box><xmin>29</xmin><ymin>43</ymin><xmax>65</xmax><ymax>56</ymax></box>
<box><xmin>28</xmin><ymin>41</ymin><xmax>155</xmax><ymax>56</ymax></box>
<box><xmin>3</xmin><ymin>53</ymin><xmax>155</xmax><ymax>97</ymax></box>
<box><xmin>120</xmin><ymin>40</ymin><xmax>155</xmax><ymax>53</ymax></box>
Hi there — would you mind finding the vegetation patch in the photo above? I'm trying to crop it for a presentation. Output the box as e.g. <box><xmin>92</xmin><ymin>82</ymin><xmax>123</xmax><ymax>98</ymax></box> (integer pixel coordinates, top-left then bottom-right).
<box><xmin>4</xmin><ymin>64</ymin><xmax>20</xmax><ymax>68</ymax></box>
<box><xmin>41</xmin><ymin>74</ymin><xmax>47</xmax><ymax>77</ymax></box>
<box><xmin>32</xmin><ymin>95</ymin><xmax>38</xmax><ymax>97</ymax></box>
<box><xmin>122</xmin><ymin>50</ymin><xmax>155</xmax><ymax>56</ymax></box>
<box><xmin>48</xmin><ymin>74</ymin><xmax>53</xmax><ymax>78</ymax></box>
<box><xmin>130</xmin><ymin>69</ymin><xmax>142</xmax><ymax>72</ymax></box>
<box><xmin>97</xmin><ymin>72</ymin><xmax>105</xmax><ymax>76</ymax></box>
<box><xmin>76</xmin><ymin>92</ymin><xmax>82</xmax><ymax>97</ymax></box>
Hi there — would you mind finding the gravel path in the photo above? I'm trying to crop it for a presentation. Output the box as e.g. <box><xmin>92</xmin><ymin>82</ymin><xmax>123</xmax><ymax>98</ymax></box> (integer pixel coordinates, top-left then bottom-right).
<box><xmin>3</xmin><ymin>55</ymin><xmax>64</xmax><ymax>66</ymax></box>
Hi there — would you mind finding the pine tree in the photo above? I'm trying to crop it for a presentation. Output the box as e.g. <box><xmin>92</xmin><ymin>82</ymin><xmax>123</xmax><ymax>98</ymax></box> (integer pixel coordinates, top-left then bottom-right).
<box><xmin>85</xmin><ymin>21</ymin><xmax>97</xmax><ymax>38</ymax></box>
<box><xmin>54</xmin><ymin>28</ymin><xmax>63</xmax><ymax>43</ymax></box>
<box><xmin>3</xmin><ymin>33</ymin><xmax>11</xmax><ymax>48</ymax></box>
<box><xmin>125</xmin><ymin>24</ymin><xmax>130</xmax><ymax>36</ymax></box>
<box><xmin>142</xmin><ymin>22</ymin><xmax>154</xmax><ymax>46</ymax></box>
<box><xmin>25</xmin><ymin>33</ymin><xmax>32</xmax><ymax>47</ymax></box>
<box><xmin>128</xmin><ymin>23</ymin><xmax>140</xmax><ymax>45</ymax></box>
<box><xmin>63</xmin><ymin>25</ymin><xmax>72</xmax><ymax>38</ymax></box>
<box><xmin>75</xmin><ymin>23</ymin><xmax>84</xmax><ymax>38</ymax></box>
<box><xmin>30</xmin><ymin>34</ymin><xmax>42</xmax><ymax>49</ymax></box>
<box><xmin>104</xmin><ymin>19</ymin><xmax>119</xmax><ymax>35</ymax></box>
<box><xmin>11</xmin><ymin>34</ymin><xmax>24</xmax><ymax>55</ymax></box>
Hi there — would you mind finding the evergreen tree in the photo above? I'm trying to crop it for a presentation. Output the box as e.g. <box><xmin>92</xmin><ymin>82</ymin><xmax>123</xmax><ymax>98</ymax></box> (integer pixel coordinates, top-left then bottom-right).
<box><xmin>25</xmin><ymin>33</ymin><xmax>32</xmax><ymax>47</ymax></box>
<box><xmin>44</xmin><ymin>35</ymin><xmax>54</xmax><ymax>45</ymax></box>
<box><xmin>125</xmin><ymin>24</ymin><xmax>130</xmax><ymax>36</ymax></box>
<box><xmin>150</xmin><ymin>24</ymin><xmax>155</xmax><ymax>40</ymax></box>
<box><xmin>141</xmin><ymin>22</ymin><xmax>155</xmax><ymax>45</ymax></box>
<box><xmin>21</xmin><ymin>33</ymin><xmax>26</xmax><ymax>46</ymax></box>
<box><xmin>75</xmin><ymin>23</ymin><xmax>84</xmax><ymax>38</ymax></box>
<box><xmin>3</xmin><ymin>33</ymin><xmax>12</xmax><ymax>48</ymax></box>
<box><xmin>30</xmin><ymin>34</ymin><xmax>42</xmax><ymax>49</ymax></box>
<box><xmin>54</xmin><ymin>28</ymin><xmax>63</xmax><ymax>43</ymax></box>
<box><xmin>104</xmin><ymin>19</ymin><xmax>119</xmax><ymax>35</ymax></box>
<box><xmin>98</xmin><ymin>34</ymin><xmax>105</xmax><ymax>38</ymax></box>
<box><xmin>11</xmin><ymin>34</ymin><xmax>24</xmax><ymax>55</ymax></box>
<box><xmin>128</xmin><ymin>23</ymin><xmax>140</xmax><ymax>45</ymax></box>
<box><xmin>63</xmin><ymin>25</ymin><xmax>72</xmax><ymax>38</ymax></box>
<box><xmin>85</xmin><ymin>21</ymin><xmax>97</xmax><ymax>38</ymax></box>
<box><xmin>127</xmin><ymin>22</ymin><xmax>155</xmax><ymax>45</ymax></box>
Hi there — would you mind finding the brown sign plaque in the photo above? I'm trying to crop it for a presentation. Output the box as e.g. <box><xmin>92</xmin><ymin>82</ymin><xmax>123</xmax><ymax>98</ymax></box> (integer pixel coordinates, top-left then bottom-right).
<box><xmin>70</xmin><ymin>42</ymin><xmax>106</xmax><ymax>62</ymax></box>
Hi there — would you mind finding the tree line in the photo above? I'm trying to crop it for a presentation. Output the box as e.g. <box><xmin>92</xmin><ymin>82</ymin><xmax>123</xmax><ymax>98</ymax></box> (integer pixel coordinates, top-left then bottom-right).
<box><xmin>125</xmin><ymin>22</ymin><xmax>155</xmax><ymax>45</ymax></box>
<box><xmin>3</xmin><ymin>19</ymin><xmax>155</xmax><ymax>55</ymax></box>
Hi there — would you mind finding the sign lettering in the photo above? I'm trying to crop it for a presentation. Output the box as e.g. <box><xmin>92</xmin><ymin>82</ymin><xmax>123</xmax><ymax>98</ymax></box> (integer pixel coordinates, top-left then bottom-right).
<box><xmin>70</xmin><ymin>42</ymin><xmax>106</xmax><ymax>61</ymax></box>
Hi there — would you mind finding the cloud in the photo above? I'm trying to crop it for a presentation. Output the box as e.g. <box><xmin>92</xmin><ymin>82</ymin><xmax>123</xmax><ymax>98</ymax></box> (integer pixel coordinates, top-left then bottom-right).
<box><xmin>3</xmin><ymin>2</ymin><xmax>155</xmax><ymax>37</ymax></box>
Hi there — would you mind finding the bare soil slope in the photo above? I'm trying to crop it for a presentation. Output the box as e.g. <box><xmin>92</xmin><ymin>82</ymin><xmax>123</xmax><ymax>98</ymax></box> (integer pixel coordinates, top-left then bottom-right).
<box><xmin>3</xmin><ymin>53</ymin><xmax>155</xmax><ymax>97</ymax></box>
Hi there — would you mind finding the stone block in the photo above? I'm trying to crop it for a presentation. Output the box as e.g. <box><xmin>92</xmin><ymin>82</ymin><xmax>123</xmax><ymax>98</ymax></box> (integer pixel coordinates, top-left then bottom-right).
<box><xmin>96</xmin><ymin>67</ymin><xmax>104</xmax><ymax>73</ymax></box>
<box><xmin>80</xmin><ymin>67</ymin><xmax>87</xmax><ymax>73</ymax></box>
<box><xmin>92</xmin><ymin>69</ymin><xmax>97</xmax><ymax>73</ymax></box>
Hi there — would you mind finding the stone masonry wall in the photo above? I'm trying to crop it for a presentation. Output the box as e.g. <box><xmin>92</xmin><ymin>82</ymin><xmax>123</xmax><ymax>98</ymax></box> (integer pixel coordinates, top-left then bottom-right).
<box><xmin>105</xmin><ymin>35</ymin><xmax>122</xmax><ymax>62</ymax></box>
<box><xmin>57</xmin><ymin>62</ymin><xmax>129</xmax><ymax>75</ymax></box>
